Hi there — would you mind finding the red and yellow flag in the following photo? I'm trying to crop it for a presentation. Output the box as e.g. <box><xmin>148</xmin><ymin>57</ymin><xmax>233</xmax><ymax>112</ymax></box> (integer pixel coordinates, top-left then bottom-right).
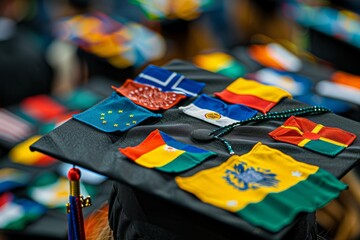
<box><xmin>215</xmin><ymin>78</ymin><xmax>292</xmax><ymax>113</ymax></box>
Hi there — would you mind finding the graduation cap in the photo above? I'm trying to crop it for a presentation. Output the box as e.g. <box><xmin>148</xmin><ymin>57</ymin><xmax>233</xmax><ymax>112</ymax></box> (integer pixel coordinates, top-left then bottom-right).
<box><xmin>55</xmin><ymin>11</ymin><xmax>165</xmax><ymax>68</ymax></box>
<box><xmin>31</xmin><ymin>61</ymin><xmax>360</xmax><ymax>239</ymax></box>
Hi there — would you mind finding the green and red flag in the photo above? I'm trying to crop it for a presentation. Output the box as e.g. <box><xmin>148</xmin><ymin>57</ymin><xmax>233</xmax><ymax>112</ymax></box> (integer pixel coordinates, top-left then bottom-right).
<box><xmin>269</xmin><ymin>116</ymin><xmax>356</xmax><ymax>156</ymax></box>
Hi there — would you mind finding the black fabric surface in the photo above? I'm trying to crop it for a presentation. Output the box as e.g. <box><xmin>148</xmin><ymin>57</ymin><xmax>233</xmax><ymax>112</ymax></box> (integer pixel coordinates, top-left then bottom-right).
<box><xmin>0</xmin><ymin>26</ymin><xmax>53</xmax><ymax>107</ymax></box>
<box><xmin>31</xmin><ymin>60</ymin><xmax>360</xmax><ymax>239</ymax></box>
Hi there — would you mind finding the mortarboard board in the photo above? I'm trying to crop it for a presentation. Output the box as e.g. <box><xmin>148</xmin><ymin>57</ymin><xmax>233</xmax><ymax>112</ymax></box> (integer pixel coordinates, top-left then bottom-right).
<box><xmin>31</xmin><ymin>60</ymin><xmax>360</xmax><ymax>239</ymax></box>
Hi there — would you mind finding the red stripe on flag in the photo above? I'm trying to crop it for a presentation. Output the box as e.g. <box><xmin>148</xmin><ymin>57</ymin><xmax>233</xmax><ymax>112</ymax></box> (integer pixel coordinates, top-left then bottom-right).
<box><xmin>119</xmin><ymin>129</ymin><xmax>166</xmax><ymax>160</ymax></box>
<box><xmin>215</xmin><ymin>89</ymin><xmax>276</xmax><ymax>113</ymax></box>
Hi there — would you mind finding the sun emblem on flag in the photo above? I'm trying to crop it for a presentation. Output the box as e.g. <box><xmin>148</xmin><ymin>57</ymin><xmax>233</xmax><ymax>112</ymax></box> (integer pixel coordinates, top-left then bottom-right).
<box><xmin>164</xmin><ymin>145</ymin><xmax>177</xmax><ymax>152</ymax></box>
<box><xmin>205</xmin><ymin>112</ymin><xmax>221</xmax><ymax>120</ymax></box>
<box><xmin>224</xmin><ymin>162</ymin><xmax>279</xmax><ymax>191</ymax></box>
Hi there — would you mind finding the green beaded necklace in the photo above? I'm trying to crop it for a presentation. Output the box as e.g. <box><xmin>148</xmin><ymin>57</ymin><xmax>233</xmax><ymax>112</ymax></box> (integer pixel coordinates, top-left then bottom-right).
<box><xmin>208</xmin><ymin>106</ymin><xmax>332</xmax><ymax>155</ymax></box>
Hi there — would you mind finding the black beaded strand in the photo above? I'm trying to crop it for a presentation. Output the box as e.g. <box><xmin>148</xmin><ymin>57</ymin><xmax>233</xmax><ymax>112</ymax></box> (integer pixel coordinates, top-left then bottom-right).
<box><xmin>210</xmin><ymin>106</ymin><xmax>332</xmax><ymax>155</ymax></box>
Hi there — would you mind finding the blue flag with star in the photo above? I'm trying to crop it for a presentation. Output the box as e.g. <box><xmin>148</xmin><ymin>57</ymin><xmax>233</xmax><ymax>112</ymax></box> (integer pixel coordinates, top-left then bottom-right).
<box><xmin>73</xmin><ymin>92</ymin><xmax>162</xmax><ymax>132</ymax></box>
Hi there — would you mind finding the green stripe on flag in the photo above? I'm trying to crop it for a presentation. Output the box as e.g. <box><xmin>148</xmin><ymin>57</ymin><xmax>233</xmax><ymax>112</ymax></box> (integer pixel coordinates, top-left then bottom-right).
<box><xmin>236</xmin><ymin>168</ymin><xmax>347</xmax><ymax>232</ymax></box>
<box><xmin>304</xmin><ymin>140</ymin><xmax>346</xmax><ymax>157</ymax></box>
<box><xmin>157</xmin><ymin>152</ymin><xmax>215</xmax><ymax>173</ymax></box>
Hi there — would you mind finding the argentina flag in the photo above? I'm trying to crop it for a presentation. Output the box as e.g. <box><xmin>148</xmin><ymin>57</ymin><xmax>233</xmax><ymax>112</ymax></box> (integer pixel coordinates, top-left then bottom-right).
<box><xmin>179</xmin><ymin>94</ymin><xmax>257</xmax><ymax>127</ymax></box>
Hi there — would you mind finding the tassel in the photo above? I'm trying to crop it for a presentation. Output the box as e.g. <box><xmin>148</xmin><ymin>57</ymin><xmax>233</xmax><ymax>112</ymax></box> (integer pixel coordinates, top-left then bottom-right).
<box><xmin>66</xmin><ymin>167</ymin><xmax>92</xmax><ymax>240</ymax></box>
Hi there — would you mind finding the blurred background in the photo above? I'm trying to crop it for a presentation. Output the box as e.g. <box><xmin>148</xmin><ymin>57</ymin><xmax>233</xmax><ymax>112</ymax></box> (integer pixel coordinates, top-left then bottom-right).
<box><xmin>1</xmin><ymin>0</ymin><xmax>360</xmax><ymax>239</ymax></box>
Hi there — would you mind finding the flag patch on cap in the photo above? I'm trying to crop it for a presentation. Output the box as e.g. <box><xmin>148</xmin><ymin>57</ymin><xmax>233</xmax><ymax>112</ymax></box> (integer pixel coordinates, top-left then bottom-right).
<box><xmin>269</xmin><ymin>116</ymin><xmax>356</xmax><ymax>156</ymax></box>
<box><xmin>215</xmin><ymin>78</ymin><xmax>292</xmax><ymax>113</ymax></box>
<box><xmin>135</xmin><ymin>65</ymin><xmax>205</xmax><ymax>97</ymax></box>
<box><xmin>119</xmin><ymin>129</ymin><xmax>216</xmax><ymax>173</ymax></box>
<box><xmin>176</xmin><ymin>142</ymin><xmax>346</xmax><ymax>232</ymax></box>
<box><xmin>112</xmin><ymin>79</ymin><xmax>186</xmax><ymax>110</ymax></box>
<box><xmin>73</xmin><ymin>92</ymin><xmax>162</xmax><ymax>132</ymax></box>
<box><xmin>179</xmin><ymin>94</ymin><xmax>257</xmax><ymax>126</ymax></box>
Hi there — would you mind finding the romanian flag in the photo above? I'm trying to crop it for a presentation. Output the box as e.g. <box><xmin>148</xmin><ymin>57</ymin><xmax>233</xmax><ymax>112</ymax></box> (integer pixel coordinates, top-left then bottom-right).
<box><xmin>119</xmin><ymin>129</ymin><xmax>216</xmax><ymax>173</ymax></box>
<box><xmin>179</xmin><ymin>94</ymin><xmax>257</xmax><ymax>127</ymax></box>
<box><xmin>269</xmin><ymin>116</ymin><xmax>356</xmax><ymax>157</ymax></box>
<box><xmin>135</xmin><ymin>65</ymin><xmax>205</xmax><ymax>97</ymax></box>
<box><xmin>0</xmin><ymin>168</ymin><xmax>30</xmax><ymax>194</ymax></box>
<box><xmin>73</xmin><ymin>92</ymin><xmax>162</xmax><ymax>133</ymax></box>
<box><xmin>0</xmin><ymin>192</ymin><xmax>45</xmax><ymax>230</ymax></box>
<box><xmin>214</xmin><ymin>78</ymin><xmax>292</xmax><ymax>113</ymax></box>
<box><xmin>192</xmin><ymin>52</ymin><xmax>246</xmax><ymax>78</ymax></box>
<box><xmin>176</xmin><ymin>143</ymin><xmax>347</xmax><ymax>232</ymax></box>
<box><xmin>112</xmin><ymin>79</ymin><xmax>186</xmax><ymax>110</ymax></box>
<box><xmin>9</xmin><ymin>135</ymin><xmax>57</xmax><ymax>167</ymax></box>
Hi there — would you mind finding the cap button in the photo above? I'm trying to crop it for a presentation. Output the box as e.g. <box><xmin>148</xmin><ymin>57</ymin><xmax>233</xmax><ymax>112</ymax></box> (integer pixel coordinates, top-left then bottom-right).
<box><xmin>191</xmin><ymin>129</ymin><xmax>214</xmax><ymax>142</ymax></box>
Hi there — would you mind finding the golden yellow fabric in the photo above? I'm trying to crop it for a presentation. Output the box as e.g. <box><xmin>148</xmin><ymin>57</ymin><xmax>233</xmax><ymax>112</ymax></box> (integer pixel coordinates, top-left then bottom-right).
<box><xmin>176</xmin><ymin>142</ymin><xmax>318</xmax><ymax>212</ymax></box>
<box><xmin>135</xmin><ymin>145</ymin><xmax>185</xmax><ymax>168</ymax></box>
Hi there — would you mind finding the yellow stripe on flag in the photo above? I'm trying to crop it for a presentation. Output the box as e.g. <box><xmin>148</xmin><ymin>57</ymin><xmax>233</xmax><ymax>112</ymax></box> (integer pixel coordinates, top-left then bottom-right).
<box><xmin>226</xmin><ymin>78</ymin><xmax>292</xmax><ymax>102</ymax></box>
<box><xmin>135</xmin><ymin>144</ymin><xmax>185</xmax><ymax>168</ymax></box>
<box><xmin>176</xmin><ymin>143</ymin><xmax>318</xmax><ymax>212</ymax></box>
<box><xmin>281</xmin><ymin>125</ymin><xmax>304</xmax><ymax>134</ymax></box>
<box><xmin>298</xmin><ymin>139</ymin><xmax>311</xmax><ymax>147</ymax></box>
<box><xmin>318</xmin><ymin>137</ymin><xmax>348</xmax><ymax>147</ymax></box>
<box><xmin>311</xmin><ymin>124</ymin><xmax>323</xmax><ymax>134</ymax></box>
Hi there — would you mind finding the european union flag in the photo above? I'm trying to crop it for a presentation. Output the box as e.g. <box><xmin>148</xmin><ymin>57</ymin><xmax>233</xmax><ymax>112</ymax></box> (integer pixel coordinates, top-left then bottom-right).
<box><xmin>73</xmin><ymin>92</ymin><xmax>162</xmax><ymax>132</ymax></box>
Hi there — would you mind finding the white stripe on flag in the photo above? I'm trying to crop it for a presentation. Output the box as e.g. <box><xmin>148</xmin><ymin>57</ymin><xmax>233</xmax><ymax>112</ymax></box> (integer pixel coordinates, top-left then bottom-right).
<box><xmin>138</xmin><ymin>72</ymin><xmax>177</xmax><ymax>87</ymax></box>
<box><xmin>171</xmin><ymin>76</ymin><xmax>197</xmax><ymax>96</ymax></box>
<box><xmin>179</xmin><ymin>104</ymin><xmax>238</xmax><ymax>127</ymax></box>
